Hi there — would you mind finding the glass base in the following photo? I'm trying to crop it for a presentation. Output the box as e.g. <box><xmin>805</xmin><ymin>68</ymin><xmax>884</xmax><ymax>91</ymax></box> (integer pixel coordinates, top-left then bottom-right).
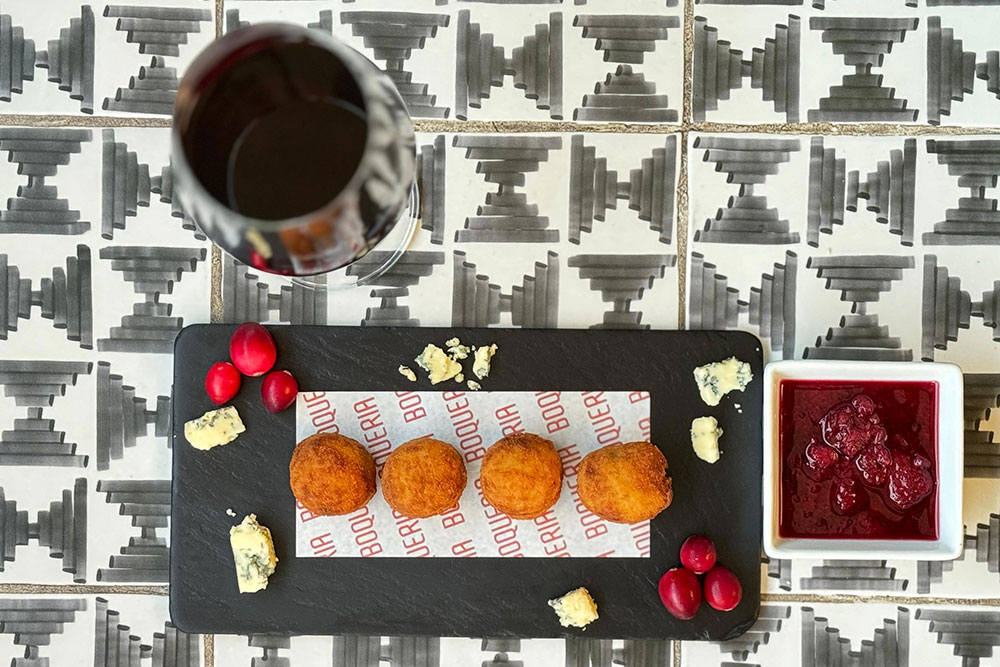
<box><xmin>289</xmin><ymin>182</ymin><xmax>420</xmax><ymax>291</ymax></box>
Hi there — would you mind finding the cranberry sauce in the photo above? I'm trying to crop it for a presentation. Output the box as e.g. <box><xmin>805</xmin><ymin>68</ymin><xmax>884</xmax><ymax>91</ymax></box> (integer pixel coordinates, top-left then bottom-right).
<box><xmin>778</xmin><ymin>380</ymin><xmax>938</xmax><ymax>540</ymax></box>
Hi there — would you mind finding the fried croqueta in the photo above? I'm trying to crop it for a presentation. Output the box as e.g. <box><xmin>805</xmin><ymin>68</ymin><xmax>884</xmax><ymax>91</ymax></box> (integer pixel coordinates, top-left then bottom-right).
<box><xmin>577</xmin><ymin>441</ymin><xmax>672</xmax><ymax>524</ymax></box>
<box><xmin>481</xmin><ymin>433</ymin><xmax>563</xmax><ymax>519</ymax></box>
<box><xmin>382</xmin><ymin>437</ymin><xmax>467</xmax><ymax>518</ymax></box>
<box><xmin>289</xmin><ymin>433</ymin><xmax>377</xmax><ymax>516</ymax></box>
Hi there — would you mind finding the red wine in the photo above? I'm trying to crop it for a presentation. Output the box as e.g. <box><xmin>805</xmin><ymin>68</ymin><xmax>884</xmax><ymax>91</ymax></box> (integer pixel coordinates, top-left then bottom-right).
<box><xmin>226</xmin><ymin>98</ymin><xmax>367</xmax><ymax>220</ymax></box>
<box><xmin>181</xmin><ymin>40</ymin><xmax>369</xmax><ymax>221</ymax></box>
<box><xmin>174</xmin><ymin>25</ymin><xmax>416</xmax><ymax>276</ymax></box>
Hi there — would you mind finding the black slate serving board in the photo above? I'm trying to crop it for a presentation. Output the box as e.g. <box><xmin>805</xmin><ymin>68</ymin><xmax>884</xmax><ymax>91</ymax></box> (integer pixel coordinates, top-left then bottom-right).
<box><xmin>170</xmin><ymin>325</ymin><xmax>763</xmax><ymax>640</ymax></box>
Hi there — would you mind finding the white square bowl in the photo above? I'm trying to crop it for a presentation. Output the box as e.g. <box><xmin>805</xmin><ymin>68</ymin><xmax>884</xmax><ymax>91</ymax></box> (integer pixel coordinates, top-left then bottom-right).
<box><xmin>762</xmin><ymin>360</ymin><xmax>964</xmax><ymax>561</ymax></box>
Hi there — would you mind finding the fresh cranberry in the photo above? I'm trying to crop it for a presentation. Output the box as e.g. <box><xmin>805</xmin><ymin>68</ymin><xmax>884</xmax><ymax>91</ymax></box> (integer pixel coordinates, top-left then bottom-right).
<box><xmin>230</xmin><ymin>323</ymin><xmax>277</xmax><ymax>377</ymax></box>
<box><xmin>658</xmin><ymin>568</ymin><xmax>702</xmax><ymax>620</ymax></box>
<box><xmin>803</xmin><ymin>437</ymin><xmax>839</xmax><ymax>481</ymax></box>
<box><xmin>855</xmin><ymin>444</ymin><xmax>892</xmax><ymax>487</ymax></box>
<box><xmin>679</xmin><ymin>535</ymin><xmax>717</xmax><ymax>574</ymax></box>
<box><xmin>703</xmin><ymin>566</ymin><xmax>742</xmax><ymax>612</ymax></box>
<box><xmin>886</xmin><ymin>453</ymin><xmax>934</xmax><ymax>511</ymax></box>
<box><xmin>261</xmin><ymin>370</ymin><xmax>298</xmax><ymax>413</ymax></box>
<box><xmin>831</xmin><ymin>477</ymin><xmax>868</xmax><ymax>516</ymax></box>
<box><xmin>204</xmin><ymin>361</ymin><xmax>241</xmax><ymax>405</ymax></box>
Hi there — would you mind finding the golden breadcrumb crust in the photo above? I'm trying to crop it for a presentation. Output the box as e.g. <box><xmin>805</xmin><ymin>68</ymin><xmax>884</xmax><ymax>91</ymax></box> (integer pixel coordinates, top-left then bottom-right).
<box><xmin>577</xmin><ymin>441</ymin><xmax>673</xmax><ymax>524</ymax></box>
<box><xmin>289</xmin><ymin>433</ymin><xmax>377</xmax><ymax>516</ymax></box>
<box><xmin>382</xmin><ymin>437</ymin><xmax>467</xmax><ymax>519</ymax></box>
<box><xmin>481</xmin><ymin>432</ymin><xmax>563</xmax><ymax>519</ymax></box>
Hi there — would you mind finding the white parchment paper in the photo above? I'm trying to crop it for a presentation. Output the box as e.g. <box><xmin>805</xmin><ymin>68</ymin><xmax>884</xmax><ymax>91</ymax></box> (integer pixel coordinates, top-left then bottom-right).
<box><xmin>294</xmin><ymin>390</ymin><xmax>652</xmax><ymax>558</ymax></box>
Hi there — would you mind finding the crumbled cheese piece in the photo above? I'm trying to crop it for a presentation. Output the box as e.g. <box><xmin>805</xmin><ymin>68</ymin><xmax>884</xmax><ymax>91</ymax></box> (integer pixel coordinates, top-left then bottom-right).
<box><xmin>693</xmin><ymin>357</ymin><xmax>752</xmax><ymax>406</ymax></box>
<box><xmin>184</xmin><ymin>406</ymin><xmax>246</xmax><ymax>451</ymax></box>
<box><xmin>455</xmin><ymin>373</ymin><xmax>464</xmax><ymax>383</ymax></box>
<box><xmin>230</xmin><ymin>514</ymin><xmax>277</xmax><ymax>594</ymax></box>
<box><xmin>226</xmin><ymin>508</ymin><xmax>236</xmax><ymax>517</ymax></box>
<box><xmin>691</xmin><ymin>416</ymin><xmax>724</xmax><ymax>464</ymax></box>
<box><xmin>414</xmin><ymin>344</ymin><xmax>463</xmax><ymax>385</ymax></box>
<box><xmin>473</xmin><ymin>344</ymin><xmax>498</xmax><ymax>380</ymax></box>
<box><xmin>445</xmin><ymin>337</ymin><xmax>471</xmax><ymax>360</ymax></box>
<box><xmin>414</xmin><ymin>343</ymin><xmax>462</xmax><ymax>384</ymax></box>
<box><xmin>467</xmin><ymin>380</ymin><xmax>482</xmax><ymax>391</ymax></box>
<box><xmin>398</xmin><ymin>365</ymin><xmax>417</xmax><ymax>382</ymax></box>
<box><xmin>548</xmin><ymin>587</ymin><xmax>599</xmax><ymax>628</ymax></box>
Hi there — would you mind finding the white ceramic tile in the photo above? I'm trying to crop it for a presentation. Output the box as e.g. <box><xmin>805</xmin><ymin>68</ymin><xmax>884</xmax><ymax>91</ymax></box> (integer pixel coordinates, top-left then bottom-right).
<box><xmin>0</xmin><ymin>0</ymin><xmax>215</xmax><ymax>117</ymax></box>
<box><xmin>0</xmin><ymin>594</ymin><xmax>202</xmax><ymax>666</ymax></box>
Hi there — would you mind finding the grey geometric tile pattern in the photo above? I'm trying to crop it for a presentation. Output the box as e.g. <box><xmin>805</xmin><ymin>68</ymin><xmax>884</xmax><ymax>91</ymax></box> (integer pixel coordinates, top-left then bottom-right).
<box><xmin>1</xmin><ymin>2</ymin><xmax>999</xmax><ymax>667</ymax></box>
<box><xmin>0</xmin><ymin>594</ymin><xmax>201</xmax><ymax>667</ymax></box>
<box><xmin>0</xmin><ymin>122</ymin><xmax>209</xmax><ymax>600</ymax></box>
<box><xmin>691</xmin><ymin>3</ymin><xmax>1000</xmax><ymax>127</ymax></box>
<box><xmin>0</xmin><ymin>129</ymin><xmax>93</xmax><ymax>235</ymax></box>
<box><xmin>0</xmin><ymin>1</ymin><xmax>214</xmax><ymax>117</ymax></box>
<box><xmin>223</xmin><ymin>0</ymin><xmax>684</xmax><ymax>124</ymax></box>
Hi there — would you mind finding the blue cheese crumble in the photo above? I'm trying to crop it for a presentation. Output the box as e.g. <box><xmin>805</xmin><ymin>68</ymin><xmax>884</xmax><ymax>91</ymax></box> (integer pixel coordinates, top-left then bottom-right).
<box><xmin>414</xmin><ymin>344</ymin><xmax>463</xmax><ymax>385</ymax></box>
<box><xmin>693</xmin><ymin>357</ymin><xmax>752</xmax><ymax>407</ymax></box>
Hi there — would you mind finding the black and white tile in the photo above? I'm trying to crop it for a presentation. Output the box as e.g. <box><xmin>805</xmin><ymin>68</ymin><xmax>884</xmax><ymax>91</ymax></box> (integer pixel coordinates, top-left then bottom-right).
<box><xmin>222</xmin><ymin>0</ymin><xmax>685</xmax><ymax>124</ymax></box>
<box><xmin>214</xmin><ymin>634</ymin><xmax>676</xmax><ymax>667</ymax></box>
<box><xmin>0</xmin><ymin>126</ymin><xmax>210</xmax><ymax>585</ymax></box>
<box><xmin>688</xmin><ymin>133</ymin><xmax>1000</xmax><ymax>370</ymax></box>
<box><xmin>221</xmin><ymin>132</ymin><xmax>681</xmax><ymax>331</ymax></box>
<box><xmin>682</xmin><ymin>601</ymin><xmax>1000</xmax><ymax>667</ymax></box>
<box><xmin>0</xmin><ymin>1</ymin><xmax>214</xmax><ymax>117</ymax></box>
<box><xmin>0</xmin><ymin>593</ymin><xmax>202</xmax><ymax>666</ymax></box>
<box><xmin>692</xmin><ymin>4</ymin><xmax>1000</xmax><ymax>126</ymax></box>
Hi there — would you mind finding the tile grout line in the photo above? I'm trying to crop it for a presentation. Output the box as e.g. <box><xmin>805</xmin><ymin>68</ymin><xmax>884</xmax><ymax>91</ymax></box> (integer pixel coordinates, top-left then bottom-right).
<box><xmin>0</xmin><ymin>115</ymin><xmax>997</xmax><ymax>136</ymax></box>
<box><xmin>682</xmin><ymin>0</ymin><xmax>694</xmax><ymax>129</ymax></box>
<box><xmin>675</xmin><ymin>0</ymin><xmax>695</xmax><ymax>332</ymax></box>
<box><xmin>416</xmin><ymin>120</ymin><xmax>1000</xmax><ymax>135</ymax></box>
<box><xmin>676</xmin><ymin>134</ymin><xmax>688</xmax><ymax>329</ymax></box>
<box><xmin>0</xmin><ymin>585</ymin><xmax>168</xmax><ymax>594</ymax></box>
<box><xmin>762</xmin><ymin>593</ymin><xmax>1000</xmax><ymax>606</ymax></box>
<box><xmin>210</xmin><ymin>0</ymin><xmax>225</xmax><ymax>328</ymax></box>
<box><xmin>204</xmin><ymin>632</ymin><xmax>215</xmax><ymax>667</ymax></box>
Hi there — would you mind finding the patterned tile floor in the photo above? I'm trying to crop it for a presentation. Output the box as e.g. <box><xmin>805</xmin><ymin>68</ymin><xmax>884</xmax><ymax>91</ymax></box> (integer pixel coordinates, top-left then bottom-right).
<box><xmin>0</xmin><ymin>1</ymin><xmax>998</xmax><ymax>666</ymax></box>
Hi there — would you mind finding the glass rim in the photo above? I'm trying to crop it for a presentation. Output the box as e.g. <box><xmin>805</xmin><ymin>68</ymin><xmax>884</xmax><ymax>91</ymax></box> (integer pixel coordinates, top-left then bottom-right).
<box><xmin>171</xmin><ymin>22</ymin><xmax>415</xmax><ymax>233</ymax></box>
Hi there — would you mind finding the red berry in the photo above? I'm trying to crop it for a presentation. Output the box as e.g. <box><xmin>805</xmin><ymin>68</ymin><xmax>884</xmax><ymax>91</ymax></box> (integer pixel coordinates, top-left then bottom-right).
<box><xmin>261</xmin><ymin>370</ymin><xmax>298</xmax><ymax>413</ymax></box>
<box><xmin>658</xmin><ymin>568</ymin><xmax>702</xmax><ymax>620</ymax></box>
<box><xmin>679</xmin><ymin>535</ymin><xmax>717</xmax><ymax>574</ymax></box>
<box><xmin>830</xmin><ymin>477</ymin><xmax>868</xmax><ymax>516</ymax></box>
<box><xmin>855</xmin><ymin>444</ymin><xmax>892</xmax><ymax>488</ymax></box>
<box><xmin>803</xmin><ymin>437</ymin><xmax>840</xmax><ymax>481</ymax></box>
<box><xmin>886</xmin><ymin>452</ymin><xmax>934</xmax><ymax>512</ymax></box>
<box><xmin>205</xmin><ymin>362</ymin><xmax>241</xmax><ymax>405</ymax></box>
<box><xmin>703</xmin><ymin>566</ymin><xmax>742</xmax><ymax>612</ymax></box>
<box><xmin>230</xmin><ymin>323</ymin><xmax>277</xmax><ymax>377</ymax></box>
<box><xmin>851</xmin><ymin>394</ymin><xmax>877</xmax><ymax>417</ymax></box>
<box><xmin>821</xmin><ymin>398</ymin><xmax>887</xmax><ymax>460</ymax></box>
